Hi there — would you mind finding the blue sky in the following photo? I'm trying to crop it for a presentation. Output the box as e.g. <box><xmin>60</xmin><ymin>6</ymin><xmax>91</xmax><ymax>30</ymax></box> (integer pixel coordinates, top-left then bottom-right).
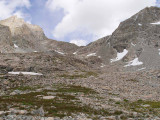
<box><xmin>22</xmin><ymin>0</ymin><xmax>64</xmax><ymax>40</ymax></box>
<box><xmin>157</xmin><ymin>0</ymin><xmax>160</xmax><ymax>6</ymax></box>
<box><xmin>0</xmin><ymin>0</ymin><xmax>159</xmax><ymax>46</ymax></box>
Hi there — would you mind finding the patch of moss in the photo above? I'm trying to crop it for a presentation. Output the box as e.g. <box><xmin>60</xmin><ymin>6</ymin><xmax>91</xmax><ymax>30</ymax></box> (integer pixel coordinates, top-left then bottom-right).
<box><xmin>54</xmin><ymin>84</ymin><xmax>97</xmax><ymax>95</ymax></box>
<box><xmin>0</xmin><ymin>90</ymin><xmax>116</xmax><ymax>118</ymax></box>
<box><xmin>0</xmin><ymin>84</ymin><xmax>122</xmax><ymax>118</ymax></box>
<box><xmin>115</xmin><ymin>102</ymin><xmax>121</xmax><ymax>105</ymax></box>
<box><xmin>124</xmin><ymin>99</ymin><xmax>129</xmax><ymax>102</ymax></box>
<box><xmin>122</xmin><ymin>100</ymin><xmax>160</xmax><ymax>117</ymax></box>
<box><xmin>58</xmin><ymin>71</ymin><xmax>98</xmax><ymax>79</ymax></box>
<box><xmin>11</xmin><ymin>85</ymin><xmax>42</xmax><ymax>91</ymax></box>
<box><xmin>126</xmin><ymin>79</ymin><xmax>138</xmax><ymax>82</ymax></box>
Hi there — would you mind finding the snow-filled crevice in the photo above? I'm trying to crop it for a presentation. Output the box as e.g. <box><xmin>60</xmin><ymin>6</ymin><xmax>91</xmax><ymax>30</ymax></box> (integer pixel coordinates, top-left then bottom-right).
<box><xmin>87</xmin><ymin>53</ymin><xmax>96</xmax><ymax>57</ymax></box>
<box><xmin>111</xmin><ymin>49</ymin><xmax>128</xmax><ymax>63</ymax></box>
<box><xmin>14</xmin><ymin>44</ymin><xmax>18</xmax><ymax>48</ymax></box>
<box><xmin>55</xmin><ymin>50</ymin><xmax>65</xmax><ymax>55</ymax></box>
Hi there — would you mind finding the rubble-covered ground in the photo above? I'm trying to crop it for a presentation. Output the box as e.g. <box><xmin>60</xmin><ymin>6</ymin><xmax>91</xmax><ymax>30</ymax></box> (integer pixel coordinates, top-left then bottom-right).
<box><xmin>0</xmin><ymin>52</ymin><xmax>160</xmax><ymax>120</ymax></box>
<box><xmin>0</xmin><ymin>69</ymin><xmax>160</xmax><ymax>120</ymax></box>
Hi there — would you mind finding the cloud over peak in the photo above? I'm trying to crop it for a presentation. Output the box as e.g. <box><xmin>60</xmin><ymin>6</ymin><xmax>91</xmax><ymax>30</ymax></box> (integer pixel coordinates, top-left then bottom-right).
<box><xmin>0</xmin><ymin>0</ymin><xmax>31</xmax><ymax>20</ymax></box>
<box><xmin>46</xmin><ymin>0</ymin><xmax>156</xmax><ymax>41</ymax></box>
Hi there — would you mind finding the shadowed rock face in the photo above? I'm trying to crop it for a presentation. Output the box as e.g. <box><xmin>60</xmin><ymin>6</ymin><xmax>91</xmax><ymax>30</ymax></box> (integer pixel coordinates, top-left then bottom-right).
<box><xmin>0</xmin><ymin>24</ymin><xmax>14</xmax><ymax>53</ymax></box>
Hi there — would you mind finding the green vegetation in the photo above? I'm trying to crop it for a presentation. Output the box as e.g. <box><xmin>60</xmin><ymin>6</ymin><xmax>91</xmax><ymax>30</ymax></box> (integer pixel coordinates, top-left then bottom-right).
<box><xmin>0</xmin><ymin>84</ymin><xmax>122</xmax><ymax>118</ymax></box>
<box><xmin>54</xmin><ymin>84</ymin><xmax>97</xmax><ymax>94</ymax></box>
<box><xmin>11</xmin><ymin>85</ymin><xmax>41</xmax><ymax>91</ymax></box>
<box><xmin>115</xmin><ymin>102</ymin><xmax>121</xmax><ymax>105</ymax></box>
<box><xmin>126</xmin><ymin>79</ymin><xmax>138</xmax><ymax>82</ymax></box>
<box><xmin>122</xmin><ymin>100</ymin><xmax>160</xmax><ymax>117</ymax></box>
<box><xmin>58</xmin><ymin>71</ymin><xmax>98</xmax><ymax>79</ymax></box>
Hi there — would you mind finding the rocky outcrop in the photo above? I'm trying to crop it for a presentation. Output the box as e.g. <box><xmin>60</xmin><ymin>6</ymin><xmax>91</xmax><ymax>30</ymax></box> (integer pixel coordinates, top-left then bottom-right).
<box><xmin>0</xmin><ymin>24</ymin><xmax>14</xmax><ymax>53</ymax></box>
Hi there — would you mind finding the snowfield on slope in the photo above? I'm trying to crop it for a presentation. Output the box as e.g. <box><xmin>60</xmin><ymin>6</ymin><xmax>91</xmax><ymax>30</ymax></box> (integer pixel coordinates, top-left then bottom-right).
<box><xmin>150</xmin><ymin>22</ymin><xmax>160</xmax><ymax>25</ymax></box>
<box><xmin>55</xmin><ymin>50</ymin><xmax>65</xmax><ymax>55</ymax></box>
<box><xmin>125</xmin><ymin>58</ymin><xmax>143</xmax><ymax>67</ymax></box>
<box><xmin>111</xmin><ymin>49</ymin><xmax>128</xmax><ymax>63</ymax></box>
<box><xmin>87</xmin><ymin>53</ymin><xmax>96</xmax><ymax>57</ymax></box>
<box><xmin>14</xmin><ymin>44</ymin><xmax>18</xmax><ymax>48</ymax></box>
<box><xmin>8</xmin><ymin>72</ymin><xmax>43</xmax><ymax>76</ymax></box>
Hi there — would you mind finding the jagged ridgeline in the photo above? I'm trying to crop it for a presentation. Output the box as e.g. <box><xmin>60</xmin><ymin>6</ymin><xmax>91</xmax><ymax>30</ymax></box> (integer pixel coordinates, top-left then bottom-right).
<box><xmin>0</xmin><ymin>16</ymin><xmax>78</xmax><ymax>53</ymax></box>
<box><xmin>0</xmin><ymin>6</ymin><xmax>160</xmax><ymax>120</ymax></box>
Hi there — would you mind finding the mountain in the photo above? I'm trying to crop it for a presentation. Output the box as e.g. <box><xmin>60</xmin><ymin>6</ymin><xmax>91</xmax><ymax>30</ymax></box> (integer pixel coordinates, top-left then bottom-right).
<box><xmin>0</xmin><ymin>7</ymin><xmax>160</xmax><ymax>70</ymax></box>
<box><xmin>108</xmin><ymin>6</ymin><xmax>160</xmax><ymax>70</ymax></box>
<box><xmin>75</xmin><ymin>6</ymin><xmax>160</xmax><ymax>71</ymax></box>
<box><xmin>1</xmin><ymin>6</ymin><xmax>160</xmax><ymax>120</ymax></box>
<box><xmin>0</xmin><ymin>16</ymin><xmax>79</xmax><ymax>53</ymax></box>
<box><xmin>0</xmin><ymin>24</ymin><xmax>14</xmax><ymax>53</ymax></box>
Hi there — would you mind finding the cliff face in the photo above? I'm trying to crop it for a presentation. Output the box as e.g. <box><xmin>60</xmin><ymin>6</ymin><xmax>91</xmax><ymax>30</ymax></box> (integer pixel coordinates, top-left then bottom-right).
<box><xmin>0</xmin><ymin>24</ymin><xmax>14</xmax><ymax>53</ymax></box>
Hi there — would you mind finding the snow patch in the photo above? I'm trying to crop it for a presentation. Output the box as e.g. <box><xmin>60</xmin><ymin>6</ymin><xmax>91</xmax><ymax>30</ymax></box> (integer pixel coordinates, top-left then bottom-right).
<box><xmin>43</xmin><ymin>96</ymin><xmax>55</xmax><ymax>100</ymax></box>
<box><xmin>111</xmin><ymin>49</ymin><xmax>128</xmax><ymax>63</ymax></box>
<box><xmin>138</xmin><ymin>23</ymin><xmax>142</xmax><ymax>26</ymax></box>
<box><xmin>14</xmin><ymin>44</ymin><xmax>18</xmax><ymax>48</ymax></box>
<box><xmin>137</xmin><ymin>67</ymin><xmax>146</xmax><ymax>71</ymax></box>
<box><xmin>131</xmin><ymin>42</ymin><xmax>136</xmax><ymax>46</ymax></box>
<box><xmin>158</xmin><ymin>49</ymin><xmax>160</xmax><ymax>55</ymax></box>
<box><xmin>8</xmin><ymin>72</ymin><xmax>43</xmax><ymax>76</ymax></box>
<box><xmin>151</xmin><ymin>22</ymin><xmax>160</xmax><ymax>25</ymax></box>
<box><xmin>125</xmin><ymin>58</ymin><xmax>143</xmax><ymax>67</ymax></box>
<box><xmin>87</xmin><ymin>53</ymin><xmax>96</xmax><ymax>57</ymax></box>
<box><xmin>34</xmin><ymin>51</ymin><xmax>38</xmax><ymax>53</ymax></box>
<box><xmin>55</xmin><ymin>50</ymin><xmax>65</xmax><ymax>55</ymax></box>
<box><xmin>101</xmin><ymin>63</ymin><xmax>106</xmax><ymax>68</ymax></box>
<box><xmin>73</xmin><ymin>51</ymin><xmax>77</xmax><ymax>55</ymax></box>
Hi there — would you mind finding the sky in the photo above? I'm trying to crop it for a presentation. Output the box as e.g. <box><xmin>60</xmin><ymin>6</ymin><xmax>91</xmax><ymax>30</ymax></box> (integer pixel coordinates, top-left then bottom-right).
<box><xmin>0</xmin><ymin>0</ymin><xmax>159</xmax><ymax>46</ymax></box>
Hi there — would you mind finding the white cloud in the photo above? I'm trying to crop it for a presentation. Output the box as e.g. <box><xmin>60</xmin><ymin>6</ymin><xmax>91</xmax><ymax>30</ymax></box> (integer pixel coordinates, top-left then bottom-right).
<box><xmin>70</xmin><ymin>39</ymin><xmax>88</xmax><ymax>46</ymax></box>
<box><xmin>0</xmin><ymin>0</ymin><xmax>31</xmax><ymax>20</ymax></box>
<box><xmin>46</xmin><ymin>0</ymin><xmax>156</xmax><ymax>40</ymax></box>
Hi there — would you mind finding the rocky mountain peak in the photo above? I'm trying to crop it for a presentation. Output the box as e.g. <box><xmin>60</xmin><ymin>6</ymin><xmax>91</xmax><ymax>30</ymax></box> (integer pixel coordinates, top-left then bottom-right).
<box><xmin>0</xmin><ymin>15</ymin><xmax>26</xmax><ymax>30</ymax></box>
<box><xmin>131</xmin><ymin>6</ymin><xmax>160</xmax><ymax>24</ymax></box>
<box><xmin>0</xmin><ymin>16</ymin><xmax>79</xmax><ymax>53</ymax></box>
<box><xmin>119</xmin><ymin>6</ymin><xmax>160</xmax><ymax>28</ymax></box>
<box><xmin>0</xmin><ymin>16</ymin><xmax>44</xmax><ymax>36</ymax></box>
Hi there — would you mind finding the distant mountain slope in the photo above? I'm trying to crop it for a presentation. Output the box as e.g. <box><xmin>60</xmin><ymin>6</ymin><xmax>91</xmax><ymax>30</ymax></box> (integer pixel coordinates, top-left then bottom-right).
<box><xmin>74</xmin><ymin>36</ymin><xmax>112</xmax><ymax>62</ymax></box>
<box><xmin>108</xmin><ymin>7</ymin><xmax>160</xmax><ymax>70</ymax></box>
<box><xmin>0</xmin><ymin>7</ymin><xmax>160</xmax><ymax>70</ymax></box>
